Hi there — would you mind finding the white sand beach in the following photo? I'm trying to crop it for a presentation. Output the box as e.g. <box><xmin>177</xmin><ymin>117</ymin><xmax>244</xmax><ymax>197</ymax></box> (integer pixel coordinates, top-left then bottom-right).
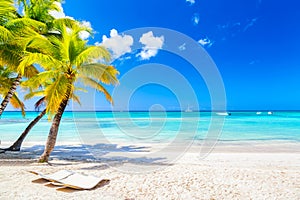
<box><xmin>0</xmin><ymin>142</ymin><xmax>299</xmax><ymax>200</ymax></box>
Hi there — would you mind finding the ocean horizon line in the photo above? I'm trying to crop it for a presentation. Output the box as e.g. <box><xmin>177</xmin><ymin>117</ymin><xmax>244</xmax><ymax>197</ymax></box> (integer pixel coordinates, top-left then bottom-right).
<box><xmin>3</xmin><ymin>110</ymin><xmax>300</xmax><ymax>113</ymax></box>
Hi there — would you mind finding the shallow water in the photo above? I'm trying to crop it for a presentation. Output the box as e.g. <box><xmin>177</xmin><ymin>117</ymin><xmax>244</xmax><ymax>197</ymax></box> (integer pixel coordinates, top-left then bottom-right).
<box><xmin>0</xmin><ymin>111</ymin><xmax>299</xmax><ymax>144</ymax></box>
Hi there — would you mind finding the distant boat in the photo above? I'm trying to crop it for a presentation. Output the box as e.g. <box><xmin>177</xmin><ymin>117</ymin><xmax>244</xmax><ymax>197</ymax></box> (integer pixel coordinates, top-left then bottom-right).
<box><xmin>216</xmin><ymin>112</ymin><xmax>230</xmax><ymax>116</ymax></box>
<box><xmin>256</xmin><ymin>112</ymin><xmax>262</xmax><ymax>115</ymax></box>
<box><xmin>185</xmin><ymin>105</ymin><xmax>192</xmax><ymax>112</ymax></box>
<box><xmin>268</xmin><ymin>111</ymin><xmax>273</xmax><ymax>115</ymax></box>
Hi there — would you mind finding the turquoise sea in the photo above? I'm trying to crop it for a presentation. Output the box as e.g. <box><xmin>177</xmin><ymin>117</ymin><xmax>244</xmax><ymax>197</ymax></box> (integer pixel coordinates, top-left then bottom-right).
<box><xmin>0</xmin><ymin>111</ymin><xmax>300</xmax><ymax>145</ymax></box>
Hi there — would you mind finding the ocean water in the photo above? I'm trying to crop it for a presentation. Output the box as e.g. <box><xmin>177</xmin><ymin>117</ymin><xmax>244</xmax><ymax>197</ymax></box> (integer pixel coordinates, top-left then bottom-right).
<box><xmin>0</xmin><ymin>111</ymin><xmax>300</xmax><ymax>145</ymax></box>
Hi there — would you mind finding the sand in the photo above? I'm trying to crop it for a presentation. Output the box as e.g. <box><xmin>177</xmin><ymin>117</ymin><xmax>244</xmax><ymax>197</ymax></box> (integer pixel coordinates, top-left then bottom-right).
<box><xmin>0</xmin><ymin>143</ymin><xmax>300</xmax><ymax>200</ymax></box>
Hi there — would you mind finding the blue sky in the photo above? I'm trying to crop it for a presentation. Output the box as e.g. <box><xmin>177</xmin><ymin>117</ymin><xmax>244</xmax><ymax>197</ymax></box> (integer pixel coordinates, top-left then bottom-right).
<box><xmin>8</xmin><ymin>0</ymin><xmax>300</xmax><ymax>111</ymax></box>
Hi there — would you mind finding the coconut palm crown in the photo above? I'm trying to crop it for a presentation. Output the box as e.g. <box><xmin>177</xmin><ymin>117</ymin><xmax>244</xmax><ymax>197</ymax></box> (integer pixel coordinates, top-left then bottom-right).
<box><xmin>20</xmin><ymin>20</ymin><xmax>119</xmax><ymax>116</ymax></box>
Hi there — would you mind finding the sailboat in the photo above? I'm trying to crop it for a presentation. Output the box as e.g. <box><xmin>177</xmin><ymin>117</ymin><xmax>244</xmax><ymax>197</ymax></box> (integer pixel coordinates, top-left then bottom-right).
<box><xmin>185</xmin><ymin>105</ymin><xmax>192</xmax><ymax>112</ymax></box>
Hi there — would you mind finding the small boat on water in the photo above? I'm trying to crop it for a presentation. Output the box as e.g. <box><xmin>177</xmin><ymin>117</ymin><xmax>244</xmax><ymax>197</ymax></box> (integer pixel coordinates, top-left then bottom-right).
<box><xmin>268</xmin><ymin>111</ymin><xmax>273</xmax><ymax>115</ymax></box>
<box><xmin>256</xmin><ymin>112</ymin><xmax>262</xmax><ymax>115</ymax></box>
<box><xmin>216</xmin><ymin>112</ymin><xmax>231</xmax><ymax>116</ymax></box>
<box><xmin>185</xmin><ymin>105</ymin><xmax>192</xmax><ymax>112</ymax></box>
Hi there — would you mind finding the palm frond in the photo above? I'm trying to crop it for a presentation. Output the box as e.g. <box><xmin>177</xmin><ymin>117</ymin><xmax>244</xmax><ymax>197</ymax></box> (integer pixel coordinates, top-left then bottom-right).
<box><xmin>47</xmin><ymin>33</ymin><xmax>70</xmax><ymax>63</ymax></box>
<box><xmin>0</xmin><ymin>26</ymin><xmax>13</xmax><ymax>43</ymax></box>
<box><xmin>0</xmin><ymin>44</ymin><xmax>22</xmax><ymax>69</ymax></box>
<box><xmin>25</xmin><ymin>34</ymin><xmax>57</xmax><ymax>55</ymax></box>
<box><xmin>74</xmin><ymin>46</ymin><xmax>111</xmax><ymax>66</ymax></box>
<box><xmin>0</xmin><ymin>0</ymin><xmax>15</xmax><ymax>15</ymax></box>
<box><xmin>18</xmin><ymin>52</ymin><xmax>62</xmax><ymax>74</ymax></box>
<box><xmin>71</xmin><ymin>93</ymin><xmax>81</xmax><ymax>105</ymax></box>
<box><xmin>0</xmin><ymin>66</ymin><xmax>14</xmax><ymax>81</ymax></box>
<box><xmin>24</xmin><ymin>90</ymin><xmax>45</xmax><ymax>100</ymax></box>
<box><xmin>49</xmin><ymin>1</ymin><xmax>62</xmax><ymax>12</ymax></box>
<box><xmin>34</xmin><ymin>96</ymin><xmax>46</xmax><ymax>111</ymax></box>
<box><xmin>19</xmin><ymin>0</ymin><xmax>59</xmax><ymax>23</ymax></box>
<box><xmin>52</xmin><ymin>18</ymin><xmax>79</xmax><ymax>31</ymax></box>
<box><xmin>78</xmin><ymin>64</ymin><xmax>119</xmax><ymax>85</ymax></box>
<box><xmin>22</xmin><ymin>70</ymin><xmax>58</xmax><ymax>90</ymax></box>
<box><xmin>23</xmin><ymin>65</ymin><xmax>39</xmax><ymax>78</ymax></box>
<box><xmin>10</xmin><ymin>93</ymin><xmax>26</xmax><ymax>117</ymax></box>
<box><xmin>74</xmin><ymin>86</ymin><xmax>88</xmax><ymax>93</ymax></box>
<box><xmin>45</xmin><ymin>75</ymin><xmax>71</xmax><ymax>116</ymax></box>
<box><xmin>5</xmin><ymin>17</ymin><xmax>47</xmax><ymax>33</ymax></box>
<box><xmin>79</xmin><ymin>77</ymin><xmax>113</xmax><ymax>103</ymax></box>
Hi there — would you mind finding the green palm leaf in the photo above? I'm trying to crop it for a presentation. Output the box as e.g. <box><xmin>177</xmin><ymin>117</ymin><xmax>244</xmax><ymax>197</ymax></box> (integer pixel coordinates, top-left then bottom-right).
<box><xmin>0</xmin><ymin>0</ymin><xmax>15</xmax><ymax>15</ymax></box>
<box><xmin>20</xmin><ymin>18</ymin><xmax>119</xmax><ymax>117</ymax></box>
<box><xmin>0</xmin><ymin>26</ymin><xmax>13</xmax><ymax>42</ymax></box>
<box><xmin>79</xmin><ymin>77</ymin><xmax>113</xmax><ymax>103</ymax></box>
<box><xmin>24</xmin><ymin>90</ymin><xmax>46</xmax><ymax>100</ymax></box>
<box><xmin>11</xmin><ymin>93</ymin><xmax>26</xmax><ymax>117</ymax></box>
<box><xmin>44</xmin><ymin>75</ymin><xmax>71</xmax><ymax>116</ymax></box>
<box><xmin>74</xmin><ymin>46</ymin><xmax>111</xmax><ymax>66</ymax></box>
<box><xmin>22</xmin><ymin>70</ymin><xmax>58</xmax><ymax>89</ymax></box>
<box><xmin>5</xmin><ymin>18</ymin><xmax>47</xmax><ymax>33</ymax></box>
<box><xmin>78</xmin><ymin>64</ymin><xmax>119</xmax><ymax>85</ymax></box>
<box><xmin>18</xmin><ymin>53</ymin><xmax>62</xmax><ymax>74</ymax></box>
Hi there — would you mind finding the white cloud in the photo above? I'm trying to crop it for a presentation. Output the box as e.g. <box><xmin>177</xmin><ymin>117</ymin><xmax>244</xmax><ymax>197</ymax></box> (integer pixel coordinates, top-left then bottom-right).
<box><xmin>49</xmin><ymin>2</ymin><xmax>92</xmax><ymax>40</ymax></box>
<box><xmin>198</xmin><ymin>38</ymin><xmax>214</xmax><ymax>48</ymax></box>
<box><xmin>207</xmin><ymin>41</ymin><xmax>214</xmax><ymax>48</ymax></box>
<box><xmin>81</xmin><ymin>21</ymin><xmax>92</xmax><ymax>29</ymax></box>
<box><xmin>249</xmin><ymin>59</ymin><xmax>260</xmax><ymax>65</ymax></box>
<box><xmin>79</xmin><ymin>31</ymin><xmax>90</xmax><ymax>40</ymax></box>
<box><xmin>192</xmin><ymin>13</ymin><xmax>200</xmax><ymax>25</ymax></box>
<box><xmin>79</xmin><ymin>21</ymin><xmax>92</xmax><ymax>40</ymax></box>
<box><xmin>137</xmin><ymin>31</ymin><xmax>164</xmax><ymax>60</ymax></box>
<box><xmin>243</xmin><ymin>18</ymin><xmax>258</xmax><ymax>32</ymax></box>
<box><xmin>178</xmin><ymin>43</ymin><xmax>186</xmax><ymax>51</ymax></box>
<box><xmin>98</xmin><ymin>29</ymin><xmax>134</xmax><ymax>59</ymax></box>
<box><xmin>49</xmin><ymin>2</ymin><xmax>66</xmax><ymax>19</ymax></box>
<box><xmin>186</xmin><ymin>0</ymin><xmax>196</xmax><ymax>5</ymax></box>
<box><xmin>249</xmin><ymin>61</ymin><xmax>255</xmax><ymax>65</ymax></box>
<box><xmin>198</xmin><ymin>38</ymin><xmax>210</xmax><ymax>46</ymax></box>
<box><xmin>49</xmin><ymin>2</ymin><xmax>74</xmax><ymax>20</ymax></box>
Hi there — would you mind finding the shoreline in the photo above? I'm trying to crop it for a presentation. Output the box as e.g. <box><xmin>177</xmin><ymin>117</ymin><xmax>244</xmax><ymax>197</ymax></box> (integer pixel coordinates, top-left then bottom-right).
<box><xmin>1</xmin><ymin>139</ymin><xmax>300</xmax><ymax>154</ymax></box>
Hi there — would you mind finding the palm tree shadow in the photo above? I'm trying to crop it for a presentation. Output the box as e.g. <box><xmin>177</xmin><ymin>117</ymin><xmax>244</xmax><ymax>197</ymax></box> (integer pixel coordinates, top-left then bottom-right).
<box><xmin>19</xmin><ymin>143</ymin><xmax>169</xmax><ymax>167</ymax></box>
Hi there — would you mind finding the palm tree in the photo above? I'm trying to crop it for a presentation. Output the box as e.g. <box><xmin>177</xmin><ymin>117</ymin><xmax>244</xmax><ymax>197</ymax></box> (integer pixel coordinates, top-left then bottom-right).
<box><xmin>19</xmin><ymin>21</ymin><xmax>119</xmax><ymax>162</ymax></box>
<box><xmin>0</xmin><ymin>66</ymin><xmax>25</xmax><ymax>116</ymax></box>
<box><xmin>0</xmin><ymin>0</ymin><xmax>61</xmax><ymax>117</ymax></box>
<box><xmin>1</xmin><ymin>1</ymin><xmax>90</xmax><ymax>151</ymax></box>
<box><xmin>0</xmin><ymin>0</ymin><xmax>21</xmax><ymax>116</ymax></box>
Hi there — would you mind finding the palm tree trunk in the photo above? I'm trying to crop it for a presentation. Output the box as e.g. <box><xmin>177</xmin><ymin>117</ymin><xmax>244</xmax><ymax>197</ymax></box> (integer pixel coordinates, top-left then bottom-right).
<box><xmin>38</xmin><ymin>90</ymin><xmax>71</xmax><ymax>163</ymax></box>
<box><xmin>0</xmin><ymin>73</ymin><xmax>22</xmax><ymax>117</ymax></box>
<box><xmin>5</xmin><ymin>109</ymin><xmax>46</xmax><ymax>151</ymax></box>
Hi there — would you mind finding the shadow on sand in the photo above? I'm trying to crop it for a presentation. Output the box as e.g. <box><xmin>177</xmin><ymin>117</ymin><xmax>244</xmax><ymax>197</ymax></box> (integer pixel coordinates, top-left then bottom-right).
<box><xmin>0</xmin><ymin>143</ymin><xmax>169</xmax><ymax>168</ymax></box>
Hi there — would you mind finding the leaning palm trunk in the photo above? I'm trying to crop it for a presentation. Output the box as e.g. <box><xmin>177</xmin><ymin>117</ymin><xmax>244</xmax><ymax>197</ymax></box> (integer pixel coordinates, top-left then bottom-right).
<box><xmin>4</xmin><ymin>109</ymin><xmax>46</xmax><ymax>152</ymax></box>
<box><xmin>38</xmin><ymin>90</ymin><xmax>71</xmax><ymax>163</ymax></box>
<box><xmin>0</xmin><ymin>73</ymin><xmax>22</xmax><ymax>117</ymax></box>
